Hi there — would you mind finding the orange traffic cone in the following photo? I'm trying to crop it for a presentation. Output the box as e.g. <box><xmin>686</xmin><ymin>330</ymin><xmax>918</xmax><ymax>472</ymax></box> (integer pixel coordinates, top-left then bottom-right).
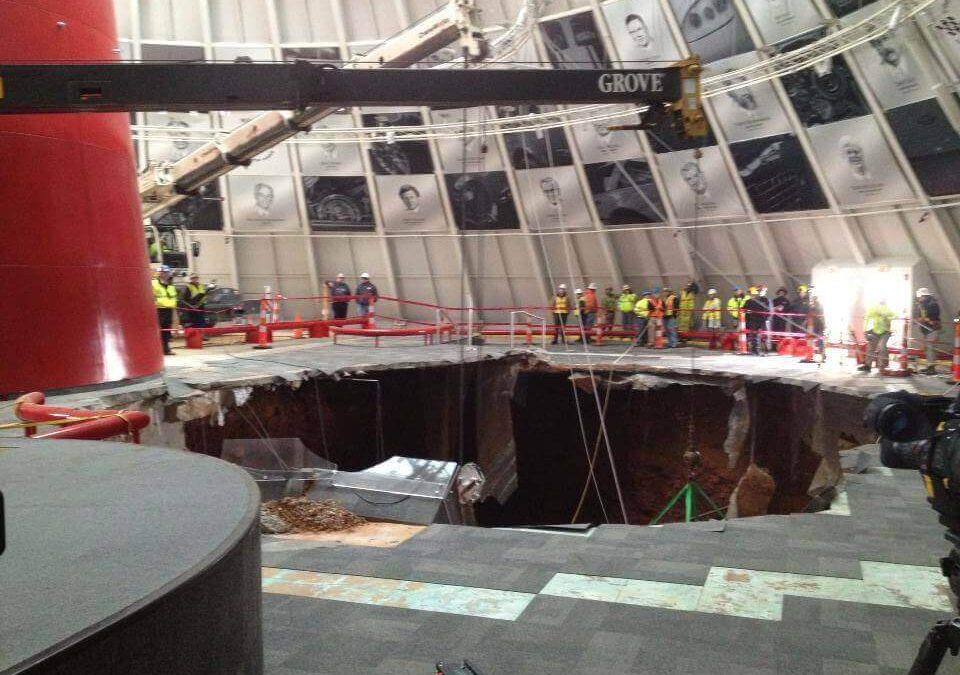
<box><xmin>293</xmin><ymin>313</ymin><xmax>304</xmax><ymax>339</ymax></box>
<box><xmin>253</xmin><ymin>291</ymin><xmax>271</xmax><ymax>350</ymax></box>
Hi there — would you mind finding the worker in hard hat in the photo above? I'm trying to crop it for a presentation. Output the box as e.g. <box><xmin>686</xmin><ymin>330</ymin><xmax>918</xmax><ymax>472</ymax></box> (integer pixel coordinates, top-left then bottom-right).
<box><xmin>327</xmin><ymin>272</ymin><xmax>352</xmax><ymax>319</ymax></box>
<box><xmin>678</xmin><ymin>281</ymin><xmax>699</xmax><ymax>333</ymax></box>
<box><xmin>582</xmin><ymin>283</ymin><xmax>599</xmax><ymax>342</ymax></box>
<box><xmin>859</xmin><ymin>298</ymin><xmax>896</xmax><ymax>373</ymax></box>
<box><xmin>771</xmin><ymin>287</ymin><xmax>790</xmax><ymax>337</ymax></box>
<box><xmin>647</xmin><ymin>287</ymin><xmax>665</xmax><ymax>347</ymax></box>
<box><xmin>663</xmin><ymin>286</ymin><xmax>680</xmax><ymax>348</ymax></box>
<box><xmin>152</xmin><ymin>265</ymin><xmax>178</xmax><ymax>356</ymax></box>
<box><xmin>727</xmin><ymin>287</ymin><xmax>747</xmax><ymax>326</ymax></box>
<box><xmin>702</xmin><ymin>289</ymin><xmax>721</xmax><ymax>330</ymax></box>
<box><xmin>601</xmin><ymin>286</ymin><xmax>618</xmax><ymax>333</ymax></box>
<box><xmin>356</xmin><ymin>272</ymin><xmax>378</xmax><ymax>317</ymax></box>
<box><xmin>618</xmin><ymin>284</ymin><xmax>637</xmax><ymax>337</ymax></box>
<box><xmin>179</xmin><ymin>272</ymin><xmax>208</xmax><ymax>329</ymax></box>
<box><xmin>633</xmin><ymin>290</ymin><xmax>652</xmax><ymax>346</ymax></box>
<box><xmin>743</xmin><ymin>285</ymin><xmax>771</xmax><ymax>355</ymax></box>
<box><xmin>915</xmin><ymin>287</ymin><xmax>942</xmax><ymax>375</ymax></box>
<box><xmin>551</xmin><ymin>284</ymin><xmax>569</xmax><ymax>345</ymax></box>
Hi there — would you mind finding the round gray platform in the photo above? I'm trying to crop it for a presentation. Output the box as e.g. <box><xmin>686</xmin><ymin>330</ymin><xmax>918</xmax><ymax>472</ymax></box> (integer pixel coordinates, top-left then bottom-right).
<box><xmin>0</xmin><ymin>439</ymin><xmax>262</xmax><ymax>675</ymax></box>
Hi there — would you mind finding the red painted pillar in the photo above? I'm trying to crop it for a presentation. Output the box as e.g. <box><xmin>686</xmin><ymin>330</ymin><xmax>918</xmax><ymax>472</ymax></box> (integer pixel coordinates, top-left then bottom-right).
<box><xmin>0</xmin><ymin>0</ymin><xmax>163</xmax><ymax>394</ymax></box>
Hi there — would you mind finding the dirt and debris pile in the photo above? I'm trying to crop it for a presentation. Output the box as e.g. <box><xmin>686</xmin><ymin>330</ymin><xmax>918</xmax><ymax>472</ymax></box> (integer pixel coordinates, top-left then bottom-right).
<box><xmin>261</xmin><ymin>497</ymin><xmax>366</xmax><ymax>534</ymax></box>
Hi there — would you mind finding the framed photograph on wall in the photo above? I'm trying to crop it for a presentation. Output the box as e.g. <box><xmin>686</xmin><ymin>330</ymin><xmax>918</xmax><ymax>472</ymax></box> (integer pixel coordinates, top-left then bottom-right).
<box><xmin>444</xmin><ymin>171</ymin><xmax>520</xmax><ymax>230</ymax></box>
<box><xmin>302</xmin><ymin>176</ymin><xmax>376</xmax><ymax>231</ymax></box>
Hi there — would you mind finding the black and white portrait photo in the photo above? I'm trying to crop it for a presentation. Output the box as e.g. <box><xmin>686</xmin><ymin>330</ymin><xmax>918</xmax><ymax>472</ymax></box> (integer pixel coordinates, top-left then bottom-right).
<box><xmin>145</xmin><ymin>112</ymin><xmax>209</xmax><ymax>163</ymax></box>
<box><xmin>444</xmin><ymin>171</ymin><xmax>519</xmax><ymax>230</ymax></box>
<box><xmin>886</xmin><ymin>98</ymin><xmax>960</xmax><ymax>197</ymax></box>
<box><xmin>362</xmin><ymin>111</ymin><xmax>434</xmax><ymax>175</ymax></box>
<box><xmin>497</xmin><ymin>104</ymin><xmax>573</xmax><ymax>169</ymax></box>
<box><xmin>604</xmin><ymin>0</ymin><xmax>681</xmax><ymax>65</ymax></box>
<box><xmin>151</xmin><ymin>181</ymin><xmax>223</xmax><ymax>231</ymax></box>
<box><xmin>707</xmin><ymin>52</ymin><xmax>793</xmax><ymax>142</ymax></box>
<box><xmin>431</xmin><ymin>107</ymin><xmax>504</xmax><ymax>172</ymax></box>
<box><xmin>584</xmin><ymin>159</ymin><xmax>665</xmax><ymax>225</ymax></box>
<box><xmin>571</xmin><ymin>106</ymin><xmax>645</xmax><ymax>162</ymax></box>
<box><xmin>515</xmin><ymin>166</ymin><xmax>592</xmax><ymax>231</ymax></box>
<box><xmin>375</xmin><ymin>174</ymin><xmax>447</xmax><ymax>232</ymax></box>
<box><xmin>743</xmin><ymin>0</ymin><xmax>821</xmax><ymax>44</ymax></box>
<box><xmin>778</xmin><ymin>31</ymin><xmax>869</xmax><ymax>127</ymax></box>
<box><xmin>806</xmin><ymin>116</ymin><xmax>913</xmax><ymax>205</ymax></box>
<box><xmin>302</xmin><ymin>176</ymin><xmax>375</xmax><ymax>231</ymax></box>
<box><xmin>229</xmin><ymin>175</ymin><xmax>300</xmax><ymax>231</ymax></box>
<box><xmin>539</xmin><ymin>11</ymin><xmax>611</xmax><ymax>70</ymax></box>
<box><xmin>298</xmin><ymin>112</ymin><xmax>365</xmax><ymax>176</ymax></box>
<box><xmin>728</xmin><ymin>134</ymin><xmax>828</xmax><ymax>212</ymax></box>
<box><xmin>669</xmin><ymin>0</ymin><xmax>754</xmax><ymax>64</ymax></box>
<box><xmin>657</xmin><ymin>146</ymin><xmax>747</xmax><ymax>219</ymax></box>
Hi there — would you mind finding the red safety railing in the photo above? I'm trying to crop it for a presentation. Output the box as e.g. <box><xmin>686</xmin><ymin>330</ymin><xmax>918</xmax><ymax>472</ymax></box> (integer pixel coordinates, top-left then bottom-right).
<box><xmin>12</xmin><ymin>392</ymin><xmax>150</xmax><ymax>443</ymax></box>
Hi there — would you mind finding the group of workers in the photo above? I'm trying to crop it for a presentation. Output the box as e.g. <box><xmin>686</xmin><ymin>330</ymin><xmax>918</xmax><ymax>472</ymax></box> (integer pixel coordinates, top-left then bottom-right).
<box><xmin>550</xmin><ymin>281</ymin><xmax>820</xmax><ymax>351</ymax></box>
<box><xmin>151</xmin><ymin>266</ymin><xmax>381</xmax><ymax>355</ymax></box>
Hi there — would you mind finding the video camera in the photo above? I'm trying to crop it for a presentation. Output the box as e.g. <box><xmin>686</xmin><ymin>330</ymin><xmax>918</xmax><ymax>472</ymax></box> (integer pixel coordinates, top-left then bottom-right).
<box><xmin>864</xmin><ymin>390</ymin><xmax>960</xmax><ymax>673</ymax></box>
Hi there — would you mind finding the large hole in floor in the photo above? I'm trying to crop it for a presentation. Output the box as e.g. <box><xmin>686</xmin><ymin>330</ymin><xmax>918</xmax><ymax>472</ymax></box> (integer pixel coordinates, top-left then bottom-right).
<box><xmin>182</xmin><ymin>357</ymin><xmax>872</xmax><ymax>526</ymax></box>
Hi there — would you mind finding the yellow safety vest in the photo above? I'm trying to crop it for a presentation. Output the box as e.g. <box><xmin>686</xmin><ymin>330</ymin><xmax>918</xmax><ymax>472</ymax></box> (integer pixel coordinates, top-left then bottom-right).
<box><xmin>633</xmin><ymin>297</ymin><xmax>650</xmax><ymax>318</ymax></box>
<box><xmin>680</xmin><ymin>290</ymin><xmax>696</xmax><ymax>311</ymax></box>
<box><xmin>702</xmin><ymin>298</ymin><xmax>721</xmax><ymax>322</ymax></box>
<box><xmin>553</xmin><ymin>295</ymin><xmax>569</xmax><ymax>314</ymax></box>
<box><xmin>185</xmin><ymin>283</ymin><xmax>205</xmax><ymax>300</ymax></box>
<box><xmin>618</xmin><ymin>292</ymin><xmax>636</xmax><ymax>312</ymax></box>
<box><xmin>153</xmin><ymin>279</ymin><xmax>178</xmax><ymax>309</ymax></box>
<box><xmin>727</xmin><ymin>296</ymin><xmax>746</xmax><ymax>319</ymax></box>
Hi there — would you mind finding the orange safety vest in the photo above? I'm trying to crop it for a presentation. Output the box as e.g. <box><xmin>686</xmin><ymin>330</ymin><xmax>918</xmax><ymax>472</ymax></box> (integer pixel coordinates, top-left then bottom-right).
<box><xmin>648</xmin><ymin>297</ymin><xmax>664</xmax><ymax>318</ymax></box>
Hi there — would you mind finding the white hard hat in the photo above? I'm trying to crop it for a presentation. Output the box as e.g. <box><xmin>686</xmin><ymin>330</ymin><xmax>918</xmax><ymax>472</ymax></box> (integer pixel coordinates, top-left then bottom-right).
<box><xmin>707</xmin><ymin>288</ymin><xmax>716</xmax><ymax>294</ymax></box>
<box><xmin>575</xmin><ymin>288</ymin><xmax>583</xmax><ymax>294</ymax></box>
<box><xmin>558</xmin><ymin>283</ymin><xmax>567</xmax><ymax>290</ymax></box>
<box><xmin>360</xmin><ymin>272</ymin><xmax>370</xmax><ymax>279</ymax></box>
<box><xmin>917</xmin><ymin>287</ymin><xmax>931</xmax><ymax>297</ymax></box>
<box><xmin>587</xmin><ymin>283</ymin><xmax>597</xmax><ymax>290</ymax></box>
<box><xmin>337</xmin><ymin>272</ymin><xmax>345</xmax><ymax>278</ymax></box>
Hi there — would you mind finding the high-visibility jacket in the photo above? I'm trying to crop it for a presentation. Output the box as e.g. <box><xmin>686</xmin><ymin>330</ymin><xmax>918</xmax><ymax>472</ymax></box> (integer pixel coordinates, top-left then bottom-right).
<box><xmin>634</xmin><ymin>297</ymin><xmax>650</xmax><ymax>318</ymax></box>
<box><xmin>648</xmin><ymin>297</ymin><xmax>664</xmax><ymax>318</ymax></box>
<box><xmin>727</xmin><ymin>296</ymin><xmax>747</xmax><ymax>320</ymax></box>
<box><xmin>663</xmin><ymin>293</ymin><xmax>678</xmax><ymax>318</ymax></box>
<box><xmin>602</xmin><ymin>294</ymin><xmax>618</xmax><ymax>313</ymax></box>
<box><xmin>553</xmin><ymin>294</ymin><xmax>569</xmax><ymax>314</ymax></box>
<box><xmin>864</xmin><ymin>303</ymin><xmax>895</xmax><ymax>334</ymax></box>
<box><xmin>153</xmin><ymin>279</ymin><xmax>178</xmax><ymax>309</ymax></box>
<box><xmin>583</xmin><ymin>290</ymin><xmax>599</xmax><ymax>314</ymax></box>
<box><xmin>618</xmin><ymin>292</ymin><xmax>636</xmax><ymax>312</ymax></box>
<box><xmin>702</xmin><ymin>298</ymin><xmax>721</xmax><ymax>322</ymax></box>
<box><xmin>679</xmin><ymin>290</ymin><xmax>696</xmax><ymax>330</ymax></box>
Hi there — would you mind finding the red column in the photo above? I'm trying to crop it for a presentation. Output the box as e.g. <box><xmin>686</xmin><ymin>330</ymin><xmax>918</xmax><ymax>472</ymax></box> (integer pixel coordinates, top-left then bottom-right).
<box><xmin>0</xmin><ymin>0</ymin><xmax>163</xmax><ymax>394</ymax></box>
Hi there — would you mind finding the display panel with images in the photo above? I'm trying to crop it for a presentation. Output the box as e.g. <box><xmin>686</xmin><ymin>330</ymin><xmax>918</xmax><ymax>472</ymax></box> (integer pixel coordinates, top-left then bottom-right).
<box><xmin>668</xmin><ymin>0</ymin><xmax>754</xmax><ymax>64</ymax></box>
<box><xmin>584</xmin><ymin>159</ymin><xmax>665</xmax><ymax>225</ymax></box>
<box><xmin>806</xmin><ymin>116</ymin><xmax>913</xmax><ymax>205</ymax></box>
<box><xmin>707</xmin><ymin>52</ymin><xmax>793</xmax><ymax>142</ymax></box>
<box><xmin>514</xmin><ymin>165</ymin><xmax>593</xmax><ymax>231</ymax></box>
<box><xmin>728</xmin><ymin>134</ymin><xmax>829</xmax><ymax>212</ymax></box>
<box><xmin>302</xmin><ymin>176</ymin><xmax>375</xmax><ymax>230</ymax></box>
<box><xmin>603</xmin><ymin>0</ymin><xmax>682</xmax><ymax>65</ymax></box>
<box><xmin>657</xmin><ymin>146</ymin><xmax>747</xmax><ymax>219</ymax></box>
<box><xmin>281</xmin><ymin>46</ymin><xmax>341</xmax><ymax>65</ymax></box>
<box><xmin>539</xmin><ymin>11</ymin><xmax>611</xmax><ymax>69</ymax></box>
<box><xmin>742</xmin><ymin>0</ymin><xmax>821</xmax><ymax>45</ymax></box>
<box><xmin>375</xmin><ymin>175</ymin><xmax>447</xmax><ymax>232</ymax></box>
<box><xmin>218</xmin><ymin>110</ymin><xmax>293</xmax><ymax>174</ymax></box>
<box><xmin>497</xmin><ymin>105</ymin><xmax>573</xmax><ymax>169</ymax></box>
<box><xmin>431</xmin><ymin>108</ymin><xmax>503</xmax><ymax>172</ymax></box>
<box><xmin>929</xmin><ymin>0</ymin><xmax>960</xmax><ymax>71</ymax></box>
<box><xmin>444</xmin><ymin>171</ymin><xmax>520</xmax><ymax>230</ymax></box>
<box><xmin>298</xmin><ymin>113</ymin><xmax>365</xmax><ymax>176</ymax></box>
<box><xmin>229</xmin><ymin>175</ymin><xmax>300</xmax><ymax>231</ymax></box>
<box><xmin>778</xmin><ymin>30</ymin><xmax>870</xmax><ymax>127</ymax></box>
<box><xmin>646</xmin><ymin>113</ymin><xmax>716</xmax><ymax>153</ymax></box>
<box><xmin>845</xmin><ymin>9</ymin><xmax>936</xmax><ymax>109</ymax></box>
<box><xmin>825</xmin><ymin>0</ymin><xmax>876</xmax><ymax>17</ymax></box>
<box><xmin>151</xmin><ymin>182</ymin><xmax>223</xmax><ymax>231</ymax></box>
<box><xmin>361</xmin><ymin>111</ymin><xmax>434</xmax><ymax>175</ymax></box>
<box><xmin>886</xmin><ymin>98</ymin><xmax>960</xmax><ymax>197</ymax></box>
<box><xmin>140</xmin><ymin>44</ymin><xmax>204</xmax><ymax>62</ymax></box>
<box><xmin>570</xmin><ymin>106</ymin><xmax>645</xmax><ymax>162</ymax></box>
<box><xmin>144</xmin><ymin>111</ymin><xmax>210</xmax><ymax>163</ymax></box>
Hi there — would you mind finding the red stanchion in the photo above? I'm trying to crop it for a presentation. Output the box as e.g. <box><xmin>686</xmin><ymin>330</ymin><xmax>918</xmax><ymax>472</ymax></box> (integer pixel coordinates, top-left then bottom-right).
<box><xmin>953</xmin><ymin>320</ymin><xmax>960</xmax><ymax>383</ymax></box>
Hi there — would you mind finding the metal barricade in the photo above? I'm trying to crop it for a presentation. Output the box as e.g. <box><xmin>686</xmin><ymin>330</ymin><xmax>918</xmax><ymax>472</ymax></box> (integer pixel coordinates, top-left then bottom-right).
<box><xmin>509</xmin><ymin>310</ymin><xmax>547</xmax><ymax>349</ymax></box>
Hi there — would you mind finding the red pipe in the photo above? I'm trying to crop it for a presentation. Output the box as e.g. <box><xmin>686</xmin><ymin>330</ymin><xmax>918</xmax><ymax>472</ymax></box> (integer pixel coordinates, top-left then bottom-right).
<box><xmin>14</xmin><ymin>392</ymin><xmax>150</xmax><ymax>443</ymax></box>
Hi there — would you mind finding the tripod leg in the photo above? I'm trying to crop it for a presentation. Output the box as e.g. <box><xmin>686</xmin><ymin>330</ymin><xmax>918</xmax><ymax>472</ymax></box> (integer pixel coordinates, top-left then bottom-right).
<box><xmin>908</xmin><ymin>618</ymin><xmax>960</xmax><ymax>675</ymax></box>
